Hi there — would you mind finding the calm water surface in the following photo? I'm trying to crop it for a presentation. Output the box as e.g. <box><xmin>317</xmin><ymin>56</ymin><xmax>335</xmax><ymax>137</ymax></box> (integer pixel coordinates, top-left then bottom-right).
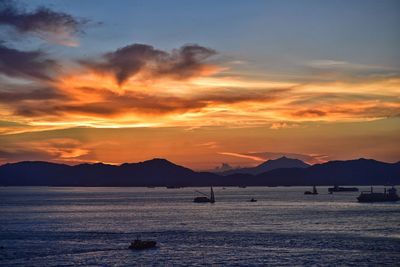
<box><xmin>0</xmin><ymin>186</ymin><xmax>399</xmax><ymax>266</ymax></box>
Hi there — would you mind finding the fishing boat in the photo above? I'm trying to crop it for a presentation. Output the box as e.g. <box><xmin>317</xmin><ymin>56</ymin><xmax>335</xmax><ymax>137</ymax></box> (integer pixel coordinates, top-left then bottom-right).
<box><xmin>249</xmin><ymin>198</ymin><xmax>257</xmax><ymax>202</ymax></box>
<box><xmin>357</xmin><ymin>186</ymin><xmax>399</xmax><ymax>202</ymax></box>
<box><xmin>304</xmin><ymin>185</ymin><xmax>318</xmax><ymax>195</ymax></box>
<box><xmin>194</xmin><ymin>186</ymin><xmax>215</xmax><ymax>203</ymax></box>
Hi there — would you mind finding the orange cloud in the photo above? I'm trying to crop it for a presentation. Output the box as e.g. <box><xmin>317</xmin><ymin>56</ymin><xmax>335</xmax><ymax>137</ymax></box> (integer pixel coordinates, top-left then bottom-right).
<box><xmin>0</xmin><ymin>138</ymin><xmax>91</xmax><ymax>164</ymax></box>
<box><xmin>218</xmin><ymin>152</ymin><xmax>265</xmax><ymax>162</ymax></box>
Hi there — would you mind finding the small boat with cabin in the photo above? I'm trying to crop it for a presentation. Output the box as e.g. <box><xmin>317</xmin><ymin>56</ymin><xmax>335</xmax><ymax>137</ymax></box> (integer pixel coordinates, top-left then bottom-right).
<box><xmin>304</xmin><ymin>185</ymin><xmax>318</xmax><ymax>195</ymax></box>
<box><xmin>249</xmin><ymin>198</ymin><xmax>257</xmax><ymax>202</ymax></box>
<box><xmin>194</xmin><ymin>186</ymin><xmax>215</xmax><ymax>203</ymax></box>
<box><xmin>357</xmin><ymin>186</ymin><xmax>399</xmax><ymax>203</ymax></box>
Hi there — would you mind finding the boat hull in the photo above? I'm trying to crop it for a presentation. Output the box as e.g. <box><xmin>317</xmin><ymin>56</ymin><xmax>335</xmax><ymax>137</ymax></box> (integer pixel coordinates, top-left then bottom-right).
<box><xmin>329</xmin><ymin>187</ymin><xmax>358</xmax><ymax>193</ymax></box>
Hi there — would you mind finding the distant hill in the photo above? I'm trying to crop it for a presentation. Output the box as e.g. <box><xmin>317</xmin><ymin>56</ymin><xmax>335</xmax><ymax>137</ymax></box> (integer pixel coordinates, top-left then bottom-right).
<box><xmin>252</xmin><ymin>158</ymin><xmax>400</xmax><ymax>186</ymax></box>
<box><xmin>0</xmin><ymin>158</ymin><xmax>399</xmax><ymax>186</ymax></box>
<box><xmin>0</xmin><ymin>159</ymin><xmax>218</xmax><ymax>187</ymax></box>
<box><xmin>220</xmin><ymin>156</ymin><xmax>310</xmax><ymax>175</ymax></box>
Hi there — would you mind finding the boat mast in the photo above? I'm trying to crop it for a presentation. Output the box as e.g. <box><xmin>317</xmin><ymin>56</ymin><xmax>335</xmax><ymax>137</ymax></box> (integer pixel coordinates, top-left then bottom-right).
<box><xmin>210</xmin><ymin>186</ymin><xmax>215</xmax><ymax>203</ymax></box>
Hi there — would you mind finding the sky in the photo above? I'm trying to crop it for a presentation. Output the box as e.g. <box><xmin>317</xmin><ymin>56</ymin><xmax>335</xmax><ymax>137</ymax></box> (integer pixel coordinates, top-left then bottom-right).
<box><xmin>0</xmin><ymin>0</ymin><xmax>399</xmax><ymax>169</ymax></box>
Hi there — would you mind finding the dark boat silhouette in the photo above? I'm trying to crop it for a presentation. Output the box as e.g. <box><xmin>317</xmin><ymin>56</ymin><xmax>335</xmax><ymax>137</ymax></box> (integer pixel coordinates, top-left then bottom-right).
<box><xmin>357</xmin><ymin>186</ymin><xmax>400</xmax><ymax>202</ymax></box>
<box><xmin>194</xmin><ymin>186</ymin><xmax>215</xmax><ymax>203</ymax></box>
<box><xmin>304</xmin><ymin>185</ymin><xmax>318</xmax><ymax>195</ymax></box>
<box><xmin>129</xmin><ymin>238</ymin><xmax>157</xmax><ymax>250</ymax></box>
<box><xmin>328</xmin><ymin>185</ymin><xmax>358</xmax><ymax>193</ymax></box>
<box><xmin>249</xmin><ymin>198</ymin><xmax>257</xmax><ymax>202</ymax></box>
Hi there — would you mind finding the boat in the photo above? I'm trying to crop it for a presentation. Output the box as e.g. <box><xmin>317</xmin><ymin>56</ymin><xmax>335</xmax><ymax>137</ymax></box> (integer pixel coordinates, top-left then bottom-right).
<box><xmin>304</xmin><ymin>185</ymin><xmax>318</xmax><ymax>195</ymax></box>
<box><xmin>194</xmin><ymin>186</ymin><xmax>215</xmax><ymax>203</ymax></box>
<box><xmin>249</xmin><ymin>198</ymin><xmax>257</xmax><ymax>202</ymax></box>
<box><xmin>357</xmin><ymin>186</ymin><xmax>400</xmax><ymax>203</ymax></box>
<box><xmin>239</xmin><ymin>185</ymin><xmax>247</xmax><ymax>188</ymax></box>
<box><xmin>328</xmin><ymin>185</ymin><xmax>358</xmax><ymax>193</ymax></box>
<box><xmin>128</xmin><ymin>238</ymin><xmax>157</xmax><ymax>250</ymax></box>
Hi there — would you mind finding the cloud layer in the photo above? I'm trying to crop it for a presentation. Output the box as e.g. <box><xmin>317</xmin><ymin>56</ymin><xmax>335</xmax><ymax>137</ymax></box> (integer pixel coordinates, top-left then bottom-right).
<box><xmin>0</xmin><ymin>42</ymin><xmax>399</xmax><ymax>133</ymax></box>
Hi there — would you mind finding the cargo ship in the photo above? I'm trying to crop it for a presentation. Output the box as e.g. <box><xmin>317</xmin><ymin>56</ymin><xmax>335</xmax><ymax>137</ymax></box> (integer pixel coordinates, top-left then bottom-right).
<box><xmin>357</xmin><ymin>186</ymin><xmax>399</xmax><ymax>202</ymax></box>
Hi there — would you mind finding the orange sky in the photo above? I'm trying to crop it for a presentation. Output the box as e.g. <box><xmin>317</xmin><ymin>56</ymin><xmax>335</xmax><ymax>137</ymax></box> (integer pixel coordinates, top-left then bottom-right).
<box><xmin>0</xmin><ymin>1</ymin><xmax>399</xmax><ymax>169</ymax></box>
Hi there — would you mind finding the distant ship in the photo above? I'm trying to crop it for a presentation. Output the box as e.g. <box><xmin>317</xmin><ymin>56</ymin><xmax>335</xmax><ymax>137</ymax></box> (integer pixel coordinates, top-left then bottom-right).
<box><xmin>194</xmin><ymin>186</ymin><xmax>215</xmax><ymax>203</ymax></box>
<box><xmin>328</xmin><ymin>185</ymin><xmax>359</xmax><ymax>193</ymax></box>
<box><xmin>249</xmin><ymin>198</ymin><xmax>257</xmax><ymax>202</ymax></box>
<box><xmin>357</xmin><ymin>186</ymin><xmax>400</xmax><ymax>203</ymax></box>
<box><xmin>304</xmin><ymin>185</ymin><xmax>318</xmax><ymax>195</ymax></box>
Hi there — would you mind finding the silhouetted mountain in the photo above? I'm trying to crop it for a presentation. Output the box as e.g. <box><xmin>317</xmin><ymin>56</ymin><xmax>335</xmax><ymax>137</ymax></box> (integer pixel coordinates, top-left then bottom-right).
<box><xmin>0</xmin><ymin>158</ymin><xmax>218</xmax><ymax>186</ymax></box>
<box><xmin>220</xmin><ymin>156</ymin><xmax>310</xmax><ymax>175</ymax></box>
<box><xmin>0</xmin><ymin>158</ymin><xmax>399</xmax><ymax>186</ymax></box>
<box><xmin>253</xmin><ymin>158</ymin><xmax>400</xmax><ymax>186</ymax></box>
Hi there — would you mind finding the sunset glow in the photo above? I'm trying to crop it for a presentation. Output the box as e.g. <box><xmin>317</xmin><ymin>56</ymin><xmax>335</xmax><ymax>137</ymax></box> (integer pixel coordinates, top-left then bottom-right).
<box><xmin>0</xmin><ymin>0</ymin><xmax>399</xmax><ymax>169</ymax></box>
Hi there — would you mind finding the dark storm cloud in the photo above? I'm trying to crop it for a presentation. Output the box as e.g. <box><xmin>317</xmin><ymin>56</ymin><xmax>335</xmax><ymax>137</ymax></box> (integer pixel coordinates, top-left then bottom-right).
<box><xmin>80</xmin><ymin>43</ymin><xmax>217</xmax><ymax>85</ymax></box>
<box><xmin>0</xmin><ymin>0</ymin><xmax>87</xmax><ymax>45</ymax></box>
<box><xmin>0</xmin><ymin>44</ymin><xmax>58</xmax><ymax>80</ymax></box>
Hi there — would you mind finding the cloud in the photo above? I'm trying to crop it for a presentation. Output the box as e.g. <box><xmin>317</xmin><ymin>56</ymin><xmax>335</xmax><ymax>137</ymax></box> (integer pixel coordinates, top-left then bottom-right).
<box><xmin>270</xmin><ymin>122</ymin><xmax>300</xmax><ymax>129</ymax></box>
<box><xmin>0</xmin><ymin>41</ymin><xmax>399</xmax><ymax>131</ymax></box>
<box><xmin>10</xmin><ymin>86</ymin><xmax>290</xmax><ymax>119</ymax></box>
<box><xmin>0</xmin><ymin>86</ymin><xmax>66</xmax><ymax>102</ymax></box>
<box><xmin>292</xmin><ymin>109</ymin><xmax>326</xmax><ymax>117</ymax></box>
<box><xmin>12</xmin><ymin>91</ymin><xmax>207</xmax><ymax>118</ymax></box>
<box><xmin>306</xmin><ymin>59</ymin><xmax>399</xmax><ymax>80</ymax></box>
<box><xmin>218</xmin><ymin>152</ymin><xmax>265</xmax><ymax>162</ymax></box>
<box><xmin>0</xmin><ymin>44</ymin><xmax>58</xmax><ymax>80</ymax></box>
<box><xmin>80</xmin><ymin>43</ymin><xmax>217</xmax><ymax>85</ymax></box>
<box><xmin>0</xmin><ymin>0</ymin><xmax>87</xmax><ymax>46</ymax></box>
<box><xmin>0</xmin><ymin>138</ymin><xmax>91</xmax><ymax>164</ymax></box>
<box><xmin>308</xmin><ymin>60</ymin><xmax>391</xmax><ymax>71</ymax></box>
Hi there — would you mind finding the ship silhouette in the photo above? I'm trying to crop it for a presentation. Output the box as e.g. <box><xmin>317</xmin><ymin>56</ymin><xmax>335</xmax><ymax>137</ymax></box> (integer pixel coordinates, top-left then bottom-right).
<box><xmin>304</xmin><ymin>185</ymin><xmax>318</xmax><ymax>195</ymax></box>
<box><xmin>328</xmin><ymin>185</ymin><xmax>358</xmax><ymax>193</ymax></box>
<box><xmin>194</xmin><ymin>186</ymin><xmax>215</xmax><ymax>203</ymax></box>
<box><xmin>357</xmin><ymin>186</ymin><xmax>399</xmax><ymax>202</ymax></box>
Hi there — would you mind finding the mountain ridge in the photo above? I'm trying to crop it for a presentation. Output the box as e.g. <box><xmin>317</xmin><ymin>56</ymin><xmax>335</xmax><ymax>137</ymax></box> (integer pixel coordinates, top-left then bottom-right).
<box><xmin>220</xmin><ymin>156</ymin><xmax>310</xmax><ymax>175</ymax></box>
<box><xmin>0</xmin><ymin>157</ymin><xmax>399</xmax><ymax>186</ymax></box>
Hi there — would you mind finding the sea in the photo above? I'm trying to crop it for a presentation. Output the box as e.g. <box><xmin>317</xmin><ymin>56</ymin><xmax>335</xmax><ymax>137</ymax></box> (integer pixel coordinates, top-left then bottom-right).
<box><xmin>0</xmin><ymin>186</ymin><xmax>399</xmax><ymax>266</ymax></box>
